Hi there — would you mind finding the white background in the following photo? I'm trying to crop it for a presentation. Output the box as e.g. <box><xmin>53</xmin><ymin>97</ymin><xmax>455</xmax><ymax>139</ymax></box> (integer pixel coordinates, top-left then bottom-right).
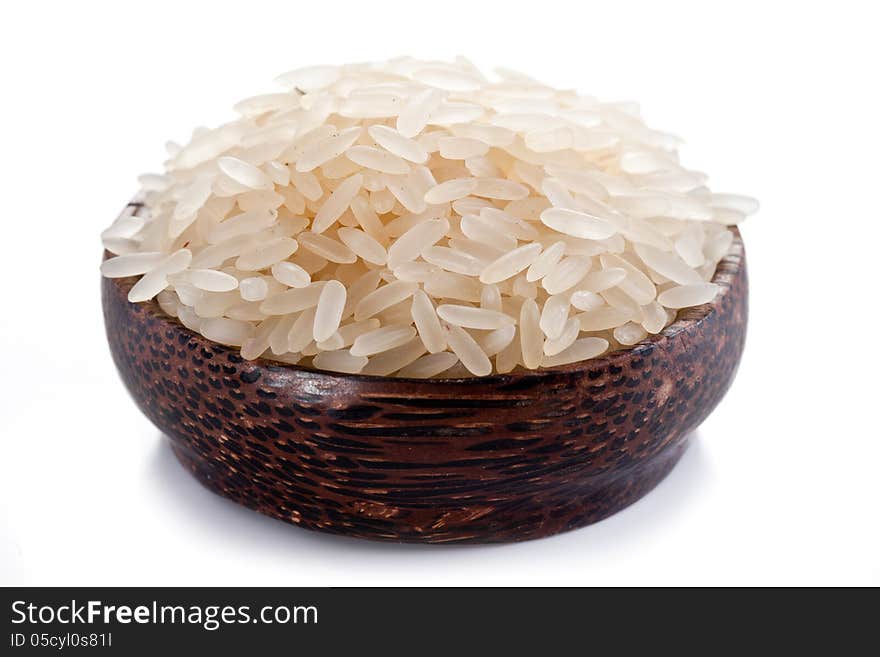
<box><xmin>2</xmin><ymin>1</ymin><xmax>878</xmax><ymax>586</ymax></box>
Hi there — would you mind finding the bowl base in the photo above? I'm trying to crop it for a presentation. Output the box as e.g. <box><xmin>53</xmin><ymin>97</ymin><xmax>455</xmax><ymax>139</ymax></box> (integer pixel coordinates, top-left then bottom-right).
<box><xmin>169</xmin><ymin>435</ymin><xmax>689</xmax><ymax>544</ymax></box>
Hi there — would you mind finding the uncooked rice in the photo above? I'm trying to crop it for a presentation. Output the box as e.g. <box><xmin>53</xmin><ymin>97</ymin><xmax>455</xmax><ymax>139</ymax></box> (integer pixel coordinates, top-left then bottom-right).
<box><xmin>101</xmin><ymin>57</ymin><xmax>756</xmax><ymax>377</ymax></box>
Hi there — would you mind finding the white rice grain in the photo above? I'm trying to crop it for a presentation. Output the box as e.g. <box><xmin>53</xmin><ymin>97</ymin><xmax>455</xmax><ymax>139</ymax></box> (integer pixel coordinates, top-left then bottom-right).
<box><xmin>477</xmin><ymin>324</ymin><xmax>516</xmax><ymax>357</ymax></box>
<box><xmin>540</xmin><ymin>207</ymin><xmax>617</xmax><ymax>240</ymax></box>
<box><xmin>275</xmin><ymin>65</ymin><xmax>340</xmax><ymax>91</ymax></box>
<box><xmin>542</xmin><ymin>256</ymin><xmax>592</xmax><ymax>295</ymax></box>
<box><xmin>386</xmin><ymin>217</ymin><xmax>449</xmax><ymax>268</ymax></box>
<box><xmin>519</xmin><ymin>299</ymin><xmax>544</xmax><ymax>370</ymax></box>
<box><xmin>346</xmin><ymin>146</ymin><xmax>410</xmax><ymax>175</ymax></box>
<box><xmin>337</xmin><ymin>227</ymin><xmax>387</xmax><ymax>265</ymax></box>
<box><xmin>296</xmin><ymin>126</ymin><xmax>363</xmax><ymax>173</ymax></box>
<box><xmin>313</xmin><ymin>280</ymin><xmax>347</xmax><ymax>342</ymax></box>
<box><xmin>260</xmin><ymin>282</ymin><xmax>325</xmax><ymax>315</ymax></box>
<box><xmin>240</xmin><ymin>276</ymin><xmax>270</xmax><ymax>301</ymax></box>
<box><xmin>287</xmin><ymin>307</ymin><xmax>318</xmax><ymax>352</ymax></box>
<box><xmin>101</xmin><ymin>252</ymin><xmax>166</xmax><ymax>278</ymax></box>
<box><xmin>579</xmin><ymin>268</ymin><xmax>627</xmax><ymax>293</ymax></box>
<box><xmin>201</xmin><ymin>317</ymin><xmax>253</xmax><ymax>346</ymax></box>
<box><xmin>472</xmin><ymin>178</ymin><xmax>529</xmax><ymax>201</ymax></box>
<box><xmin>297</xmin><ymin>232</ymin><xmax>357</xmax><ymax>263</ymax></box>
<box><xmin>236</xmin><ymin>237</ymin><xmax>299</xmax><ymax>271</ymax></box>
<box><xmin>424</xmin><ymin>178</ymin><xmax>478</xmax><ymax>205</ymax></box>
<box><xmin>600</xmin><ymin>254</ymin><xmax>656</xmax><ymax>304</ymax></box>
<box><xmin>218</xmin><ymin>156</ymin><xmax>273</xmax><ymax>190</ymax></box>
<box><xmin>397</xmin><ymin>88</ymin><xmax>444</xmax><ymax>138</ymax></box>
<box><xmin>398</xmin><ymin>352</ymin><xmax>459</xmax><ymax>378</ymax></box>
<box><xmin>480</xmin><ymin>284</ymin><xmax>503</xmax><ymax>313</ymax></box>
<box><xmin>271</xmin><ymin>261</ymin><xmax>311</xmax><ymax>288</ymax></box>
<box><xmin>311</xmin><ymin>173</ymin><xmax>363</xmax><ymax>234</ymax></box>
<box><xmin>634</xmin><ymin>243</ymin><xmax>702</xmax><ymax>285</ymax></box>
<box><xmin>570</xmin><ymin>290</ymin><xmax>605</xmax><ymax>312</ymax></box>
<box><xmin>186</xmin><ymin>269</ymin><xmax>240</xmax><ymax>292</ymax></box>
<box><xmin>360</xmin><ymin>338</ymin><xmax>426</xmax><ymax>376</ymax></box>
<box><xmin>207</xmin><ymin>210</ymin><xmax>276</xmax><ymax>244</ymax></box>
<box><xmin>657</xmin><ymin>283</ymin><xmax>720</xmax><ymax>308</ymax></box>
<box><xmin>542</xmin><ymin>337</ymin><xmax>609</xmax><ymax>367</ymax></box>
<box><xmin>525</xmin><ymin>241</ymin><xmax>565</xmax><ymax>282</ymax></box>
<box><xmin>421</xmin><ymin>246</ymin><xmax>485</xmax><ymax>276</ymax></box>
<box><xmin>445</xmin><ymin>325</ymin><xmax>492</xmax><ymax>376</ymax></box>
<box><xmin>127</xmin><ymin>249</ymin><xmax>192</xmax><ymax>303</ymax></box>
<box><xmin>577</xmin><ymin>306</ymin><xmax>629</xmax><ymax>332</ymax></box>
<box><xmin>367</xmin><ymin>124</ymin><xmax>429</xmax><ymax>163</ymax></box>
<box><xmin>543</xmin><ymin>317</ymin><xmax>580</xmax><ymax>356</ymax></box>
<box><xmin>350</xmin><ymin>195</ymin><xmax>387</xmax><ymax>242</ymax></box>
<box><xmin>437</xmin><ymin>305</ymin><xmax>515</xmax><ymax>330</ymax></box>
<box><xmin>614</xmin><ymin>322</ymin><xmax>648</xmax><ymax>346</ymax></box>
<box><xmin>355</xmin><ymin>280</ymin><xmax>419</xmax><ymax>321</ymax></box>
<box><xmin>350</xmin><ymin>324</ymin><xmax>417</xmax><ymax>357</ymax></box>
<box><xmin>460</xmin><ymin>214</ymin><xmax>518</xmax><ymax>251</ymax></box>
<box><xmin>438</xmin><ymin>137</ymin><xmax>489</xmax><ymax>160</ymax></box>
<box><xmin>410</xmin><ymin>290</ymin><xmax>446</xmax><ymax>353</ymax></box>
<box><xmin>539</xmin><ymin>295</ymin><xmax>570</xmax><ymax>340</ymax></box>
<box><xmin>312</xmin><ymin>350</ymin><xmax>368</xmax><ymax>374</ymax></box>
<box><xmin>480</xmin><ymin>243</ymin><xmax>543</xmax><ymax>284</ymax></box>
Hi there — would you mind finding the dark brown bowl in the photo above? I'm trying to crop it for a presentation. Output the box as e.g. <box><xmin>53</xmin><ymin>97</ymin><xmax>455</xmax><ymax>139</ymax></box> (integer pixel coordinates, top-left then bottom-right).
<box><xmin>102</xmin><ymin>203</ymin><xmax>747</xmax><ymax>543</ymax></box>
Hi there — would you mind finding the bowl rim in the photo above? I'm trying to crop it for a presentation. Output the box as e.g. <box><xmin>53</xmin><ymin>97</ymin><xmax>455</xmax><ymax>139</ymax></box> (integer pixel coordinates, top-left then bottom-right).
<box><xmin>104</xmin><ymin>204</ymin><xmax>744</xmax><ymax>385</ymax></box>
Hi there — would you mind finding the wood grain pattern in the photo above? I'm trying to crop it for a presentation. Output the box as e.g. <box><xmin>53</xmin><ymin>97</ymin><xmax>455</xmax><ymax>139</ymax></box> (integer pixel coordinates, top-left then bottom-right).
<box><xmin>102</xmin><ymin>202</ymin><xmax>747</xmax><ymax>542</ymax></box>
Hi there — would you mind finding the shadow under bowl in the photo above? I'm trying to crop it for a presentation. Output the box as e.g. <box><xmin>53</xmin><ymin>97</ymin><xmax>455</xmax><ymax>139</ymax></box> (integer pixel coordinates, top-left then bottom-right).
<box><xmin>102</xmin><ymin>212</ymin><xmax>747</xmax><ymax>543</ymax></box>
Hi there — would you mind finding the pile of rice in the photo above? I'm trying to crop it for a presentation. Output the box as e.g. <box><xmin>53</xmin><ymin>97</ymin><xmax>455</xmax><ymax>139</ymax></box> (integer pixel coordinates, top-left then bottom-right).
<box><xmin>101</xmin><ymin>57</ymin><xmax>756</xmax><ymax>378</ymax></box>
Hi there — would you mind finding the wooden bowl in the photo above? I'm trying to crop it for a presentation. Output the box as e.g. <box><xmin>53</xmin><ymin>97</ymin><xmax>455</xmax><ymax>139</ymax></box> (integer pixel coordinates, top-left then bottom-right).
<box><xmin>102</xmin><ymin>202</ymin><xmax>747</xmax><ymax>543</ymax></box>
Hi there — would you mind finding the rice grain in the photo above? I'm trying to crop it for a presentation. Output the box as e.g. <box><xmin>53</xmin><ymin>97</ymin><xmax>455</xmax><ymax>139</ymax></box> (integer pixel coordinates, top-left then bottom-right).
<box><xmin>445</xmin><ymin>325</ymin><xmax>492</xmax><ymax>376</ymax></box>
<box><xmin>313</xmin><ymin>280</ymin><xmax>347</xmax><ymax>342</ymax></box>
